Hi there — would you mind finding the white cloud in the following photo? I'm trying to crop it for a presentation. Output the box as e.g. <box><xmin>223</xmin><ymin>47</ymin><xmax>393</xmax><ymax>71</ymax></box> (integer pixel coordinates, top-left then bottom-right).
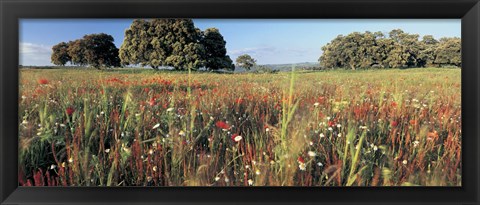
<box><xmin>228</xmin><ymin>46</ymin><xmax>317</xmax><ymax>64</ymax></box>
<box><xmin>229</xmin><ymin>46</ymin><xmax>277</xmax><ymax>56</ymax></box>
<box><xmin>19</xmin><ymin>42</ymin><xmax>53</xmax><ymax>66</ymax></box>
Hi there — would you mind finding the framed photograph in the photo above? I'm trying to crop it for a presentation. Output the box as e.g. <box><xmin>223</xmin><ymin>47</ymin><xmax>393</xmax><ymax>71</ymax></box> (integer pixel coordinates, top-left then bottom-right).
<box><xmin>1</xmin><ymin>0</ymin><xmax>479</xmax><ymax>204</ymax></box>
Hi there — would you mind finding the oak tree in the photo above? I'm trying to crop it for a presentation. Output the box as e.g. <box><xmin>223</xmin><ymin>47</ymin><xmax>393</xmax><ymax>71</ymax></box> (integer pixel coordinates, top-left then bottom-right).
<box><xmin>235</xmin><ymin>54</ymin><xmax>256</xmax><ymax>70</ymax></box>
<box><xmin>51</xmin><ymin>42</ymin><xmax>71</xmax><ymax>66</ymax></box>
<box><xmin>201</xmin><ymin>28</ymin><xmax>235</xmax><ymax>71</ymax></box>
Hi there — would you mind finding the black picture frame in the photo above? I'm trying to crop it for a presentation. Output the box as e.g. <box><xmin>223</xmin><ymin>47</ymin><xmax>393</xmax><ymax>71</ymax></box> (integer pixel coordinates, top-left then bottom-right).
<box><xmin>1</xmin><ymin>0</ymin><xmax>479</xmax><ymax>204</ymax></box>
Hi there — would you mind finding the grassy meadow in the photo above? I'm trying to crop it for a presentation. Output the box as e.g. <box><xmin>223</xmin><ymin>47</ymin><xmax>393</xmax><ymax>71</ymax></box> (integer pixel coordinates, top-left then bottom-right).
<box><xmin>18</xmin><ymin>68</ymin><xmax>461</xmax><ymax>186</ymax></box>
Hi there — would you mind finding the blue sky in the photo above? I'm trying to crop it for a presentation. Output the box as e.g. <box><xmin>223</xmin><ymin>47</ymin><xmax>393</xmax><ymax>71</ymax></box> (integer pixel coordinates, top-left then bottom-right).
<box><xmin>20</xmin><ymin>19</ymin><xmax>460</xmax><ymax>66</ymax></box>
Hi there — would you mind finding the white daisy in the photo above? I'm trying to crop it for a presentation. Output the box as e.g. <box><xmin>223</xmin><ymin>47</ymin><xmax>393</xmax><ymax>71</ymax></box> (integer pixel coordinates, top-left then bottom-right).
<box><xmin>299</xmin><ymin>163</ymin><xmax>307</xmax><ymax>171</ymax></box>
<box><xmin>234</xmin><ymin>135</ymin><xmax>243</xmax><ymax>142</ymax></box>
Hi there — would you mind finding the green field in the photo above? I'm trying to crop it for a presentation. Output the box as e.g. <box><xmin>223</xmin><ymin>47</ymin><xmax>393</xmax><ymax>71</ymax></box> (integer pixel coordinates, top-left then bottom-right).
<box><xmin>18</xmin><ymin>68</ymin><xmax>461</xmax><ymax>186</ymax></box>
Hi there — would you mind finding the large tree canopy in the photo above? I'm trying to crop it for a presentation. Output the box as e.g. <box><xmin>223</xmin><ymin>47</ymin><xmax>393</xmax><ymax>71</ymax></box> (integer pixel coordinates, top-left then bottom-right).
<box><xmin>202</xmin><ymin>28</ymin><xmax>235</xmax><ymax>71</ymax></box>
<box><xmin>164</xmin><ymin>19</ymin><xmax>205</xmax><ymax>70</ymax></box>
<box><xmin>67</xmin><ymin>39</ymin><xmax>87</xmax><ymax>66</ymax></box>
<box><xmin>82</xmin><ymin>33</ymin><xmax>121</xmax><ymax>68</ymax></box>
<box><xmin>119</xmin><ymin>19</ymin><xmax>233</xmax><ymax>71</ymax></box>
<box><xmin>319</xmin><ymin>29</ymin><xmax>461</xmax><ymax>70</ymax></box>
<box><xmin>417</xmin><ymin>35</ymin><xmax>439</xmax><ymax>67</ymax></box>
<box><xmin>119</xmin><ymin>19</ymin><xmax>152</xmax><ymax>67</ymax></box>
<box><xmin>52</xmin><ymin>33</ymin><xmax>120</xmax><ymax>69</ymax></box>
<box><xmin>51</xmin><ymin>42</ymin><xmax>71</xmax><ymax>66</ymax></box>
<box><xmin>434</xmin><ymin>37</ymin><xmax>461</xmax><ymax>67</ymax></box>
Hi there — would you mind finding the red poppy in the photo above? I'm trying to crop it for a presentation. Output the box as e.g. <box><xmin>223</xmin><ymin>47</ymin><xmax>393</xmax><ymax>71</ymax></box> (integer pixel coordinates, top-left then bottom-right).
<box><xmin>66</xmin><ymin>107</ymin><xmax>75</xmax><ymax>116</ymax></box>
<box><xmin>318</xmin><ymin>96</ymin><xmax>326</xmax><ymax>103</ymax></box>
<box><xmin>149</xmin><ymin>97</ymin><xmax>156</xmax><ymax>106</ymax></box>
<box><xmin>215</xmin><ymin>121</ymin><xmax>230</xmax><ymax>129</ymax></box>
<box><xmin>297</xmin><ymin>156</ymin><xmax>305</xmax><ymax>163</ymax></box>
<box><xmin>410</xmin><ymin>120</ymin><xmax>417</xmax><ymax>125</ymax></box>
<box><xmin>390</xmin><ymin>121</ymin><xmax>398</xmax><ymax>127</ymax></box>
<box><xmin>38</xmin><ymin>78</ymin><xmax>49</xmax><ymax>85</ymax></box>
<box><xmin>235</xmin><ymin>98</ymin><xmax>244</xmax><ymax>104</ymax></box>
<box><xmin>328</xmin><ymin>121</ymin><xmax>335</xmax><ymax>127</ymax></box>
<box><xmin>391</xmin><ymin>102</ymin><xmax>397</xmax><ymax>107</ymax></box>
<box><xmin>106</xmin><ymin>77</ymin><xmax>123</xmax><ymax>84</ymax></box>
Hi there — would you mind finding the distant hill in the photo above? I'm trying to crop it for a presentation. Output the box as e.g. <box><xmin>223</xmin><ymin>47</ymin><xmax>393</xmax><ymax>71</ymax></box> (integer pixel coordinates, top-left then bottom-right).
<box><xmin>234</xmin><ymin>62</ymin><xmax>321</xmax><ymax>73</ymax></box>
<box><xmin>265</xmin><ymin>62</ymin><xmax>321</xmax><ymax>71</ymax></box>
<box><xmin>20</xmin><ymin>62</ymin><xmax>322</xmax><ymax>73</ymax></box>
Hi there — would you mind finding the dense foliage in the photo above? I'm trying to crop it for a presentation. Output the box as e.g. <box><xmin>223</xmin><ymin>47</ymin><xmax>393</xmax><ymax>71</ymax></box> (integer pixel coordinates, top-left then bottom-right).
<box><xmin>51</xmin><ymin>33</ymin><xmax>120</xmax><ymax>69</ymax></box>
<box><xmin>119</xmin><ymin>19</ymin><xmax>234</xmax><ymax>71</ymax></box>
<box><xmin>50</xmin><ymin>42</ymin><xmax>71</xmax><ymax>66</ymax></box>
<box><xmin>202</xmin><ymin>28</ymin><xmax>235</xmax><ymax>71</ymax></box>
<box><xmin>319</xmin><ymin>29</ymin><xmax>461</xmax><ymax>70</ymax></box>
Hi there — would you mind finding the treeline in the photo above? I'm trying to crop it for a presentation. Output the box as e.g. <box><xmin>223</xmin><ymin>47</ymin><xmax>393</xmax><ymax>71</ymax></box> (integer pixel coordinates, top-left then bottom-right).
<box><xmin>52</xmin><ymin>25</ymin><xmax>461</xmax><ymax>71</ymax></box>
<box><xmin>51</xmin><ymin>33</ymin><xmax>120</xmax><ymax>68</ymax></box>
<box><xmin>51</xmin><ymin>19</ymin><xmax>234</xmax><ymax>71</ymax></box>
<box><xmin>319</xmin><ymin>29</ymin><xmax>461</xmax><ymax>70</ymax></box>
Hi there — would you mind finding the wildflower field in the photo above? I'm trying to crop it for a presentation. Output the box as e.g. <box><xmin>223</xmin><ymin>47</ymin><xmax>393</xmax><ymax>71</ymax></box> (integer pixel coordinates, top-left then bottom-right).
<box><xmin>18</xmin><ymin>68</ymin><xmax>461</xmax><ymax>186</ymax></box>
